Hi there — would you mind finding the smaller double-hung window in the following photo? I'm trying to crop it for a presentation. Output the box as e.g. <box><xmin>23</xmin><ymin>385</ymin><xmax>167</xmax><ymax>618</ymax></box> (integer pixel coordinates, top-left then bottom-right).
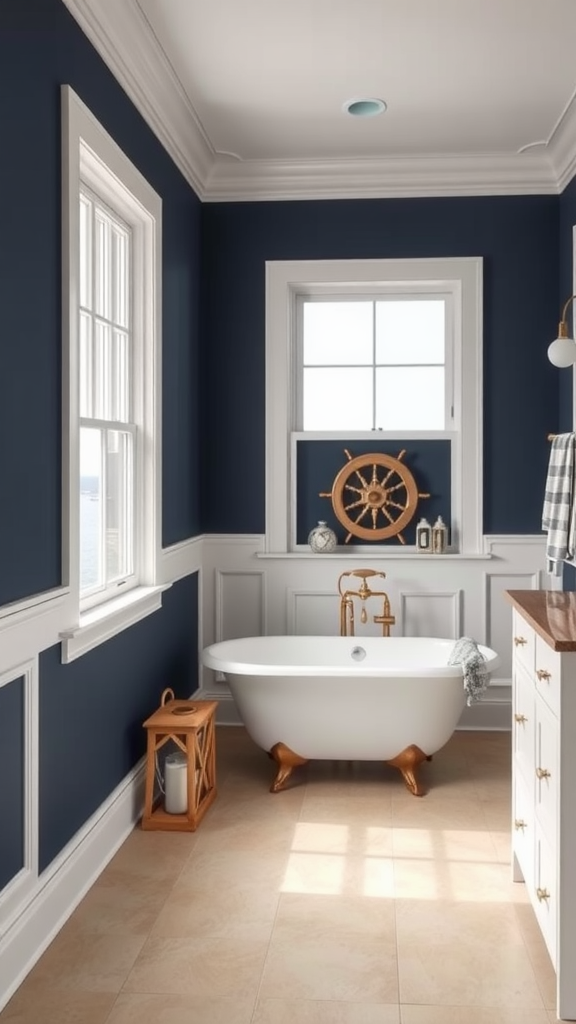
<box><xmin>265</xmin><ymin>258</ymin><xmax>482</xmax><ymax>554</ymax></box>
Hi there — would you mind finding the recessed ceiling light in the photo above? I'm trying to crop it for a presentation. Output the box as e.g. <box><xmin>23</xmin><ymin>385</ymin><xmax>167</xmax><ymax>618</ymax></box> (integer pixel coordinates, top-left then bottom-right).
<box><xmin>343</xmin><ymin>98</ymin><xmax>387</xmax><ymax>118</ymax></box>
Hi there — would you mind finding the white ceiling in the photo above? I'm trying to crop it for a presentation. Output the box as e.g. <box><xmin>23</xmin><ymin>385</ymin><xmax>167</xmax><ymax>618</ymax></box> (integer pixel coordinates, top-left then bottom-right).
<box><xmin>65</xmin><ymin>0</ymin><xmax>576</xmax><ymax>199</ymax></box>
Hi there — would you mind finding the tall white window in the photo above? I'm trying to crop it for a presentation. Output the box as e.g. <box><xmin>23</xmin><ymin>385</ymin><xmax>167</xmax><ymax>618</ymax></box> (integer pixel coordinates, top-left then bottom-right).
<box><xmin>265</xmin><ymin>258</ymin><xmax>482</xmax><ymax>555</ymax></box>
<box><xmin>62</xmin><ymin>86</ymin><xmax>163</xmax><ymax>661</ymax></box>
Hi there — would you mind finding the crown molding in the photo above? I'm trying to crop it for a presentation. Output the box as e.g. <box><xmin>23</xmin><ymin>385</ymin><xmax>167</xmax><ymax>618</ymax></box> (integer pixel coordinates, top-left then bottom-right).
<box><xmin>61</xmin><ymin>0</ymin><xmax>213</xmax><ymax>196</ymax></box>
<box><xmin>63</xmin><ymin>0</ymin><xmax>576</xmax><ymax>202</ymax></box>
<box><xmin>547</xmin><ymin>90</ymin><xmax>576</xmax><ymax>194</ymax></box>
<box><xmin>203</xmin><ymin>151</ymin><xmax>559</xmax><ymax>202</ymax></box>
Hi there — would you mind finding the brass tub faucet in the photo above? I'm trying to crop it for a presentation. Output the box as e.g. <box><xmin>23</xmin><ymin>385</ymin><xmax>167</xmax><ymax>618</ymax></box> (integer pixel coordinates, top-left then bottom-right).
<box><xmin>338</xmin><ymin>569</ymin><xmax>395</xmax><ymax>637</ymax></box>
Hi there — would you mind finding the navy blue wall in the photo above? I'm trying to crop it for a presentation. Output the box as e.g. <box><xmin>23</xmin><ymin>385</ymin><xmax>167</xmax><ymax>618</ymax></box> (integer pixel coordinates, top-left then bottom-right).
<box><xmin>201</xmin><ymin>197</ymin><xmax>559</xmax><ymax>536</ymax></box>
<box><xmin>38</xmin><ymin>573</ymin><xmax>198</xmax><ymax>872</ymax></box>
<box><xmin>0</xmin><ymin>0</ymin><xmax>201</xmax><ymax>609</ymax></box>
<box><xmin>0</xmin><ymin>678</ymin><xmax>25</xmax><ymax>889</ymax></box>
<box><xmin>0</xmin><ymin>0</ymin><xmax>202</xmax><ymax>874</ymax></box>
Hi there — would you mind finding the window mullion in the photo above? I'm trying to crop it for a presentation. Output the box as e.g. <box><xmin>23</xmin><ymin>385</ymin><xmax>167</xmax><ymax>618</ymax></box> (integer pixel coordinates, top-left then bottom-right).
<box><xmin>372</xmin><ymin>301</ymin><xmax>377</xmax><ymax>429</ymax></box>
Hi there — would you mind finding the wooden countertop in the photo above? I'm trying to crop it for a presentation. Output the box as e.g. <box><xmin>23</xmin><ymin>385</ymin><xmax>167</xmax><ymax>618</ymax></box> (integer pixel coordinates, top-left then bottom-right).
<box><xmin>506</xmin><ymin>590</ymin><xmax>576</xmax><ymax>652</ymax></box>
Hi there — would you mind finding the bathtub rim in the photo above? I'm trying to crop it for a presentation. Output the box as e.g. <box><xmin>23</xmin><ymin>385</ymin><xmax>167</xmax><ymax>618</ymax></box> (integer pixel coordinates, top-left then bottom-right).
<box><xmin>202</xmin><ymin>635</ymin><xmax>500</xmax><ymax>679</ymax></box>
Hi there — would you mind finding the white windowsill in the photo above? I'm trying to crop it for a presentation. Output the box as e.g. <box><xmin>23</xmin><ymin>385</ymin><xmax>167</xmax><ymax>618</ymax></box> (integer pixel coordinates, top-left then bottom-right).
<box><xmin>257</xmin><ymin>551</ymin><xmax>493</xmax><ymax>560</ymax></box>
<box><xmin>60</xmin><ymin>583</ymin><xmax>171</xmax><ymax>663</ymax></box>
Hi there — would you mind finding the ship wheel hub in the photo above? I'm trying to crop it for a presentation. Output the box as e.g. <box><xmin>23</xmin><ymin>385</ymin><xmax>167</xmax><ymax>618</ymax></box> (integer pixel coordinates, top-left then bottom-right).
<box><xmin>364</xmin><ymin>487</ymin><xmax>386</xmax><ymax>508</ymax></box>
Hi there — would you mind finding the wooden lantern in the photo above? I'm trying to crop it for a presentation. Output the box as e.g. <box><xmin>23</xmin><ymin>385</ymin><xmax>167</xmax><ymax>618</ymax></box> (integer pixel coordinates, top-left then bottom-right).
<box><xmin>141</xmin><ymin>688</ymin><xmax>218</xmax><ymax>832</ymax></box>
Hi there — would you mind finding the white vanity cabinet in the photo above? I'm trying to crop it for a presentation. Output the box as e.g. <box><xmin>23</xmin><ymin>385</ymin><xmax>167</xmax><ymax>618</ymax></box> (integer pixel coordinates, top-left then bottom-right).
<box><xmin>507</xmin><ymin>591</ymin><xmax>576</xmax><ymax>1021</ymax></box>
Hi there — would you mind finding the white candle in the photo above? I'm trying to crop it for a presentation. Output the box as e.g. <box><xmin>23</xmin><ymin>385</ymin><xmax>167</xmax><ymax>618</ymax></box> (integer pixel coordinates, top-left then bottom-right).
<box><xmin>164</xmin><ymin>751</ymin><xmax>188</xmax><ymax>813</ymax></box>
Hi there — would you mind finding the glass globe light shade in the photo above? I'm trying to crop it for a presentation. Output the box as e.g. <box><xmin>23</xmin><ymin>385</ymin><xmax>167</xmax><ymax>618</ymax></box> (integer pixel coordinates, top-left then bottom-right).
<box><xmin>548</xmin><ymin>335</ymin><xmax>576</xmax><ymax>368</ymax></box>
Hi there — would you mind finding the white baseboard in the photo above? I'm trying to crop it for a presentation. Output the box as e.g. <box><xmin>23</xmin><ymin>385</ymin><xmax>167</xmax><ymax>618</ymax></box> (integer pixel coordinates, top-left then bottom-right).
<box><xmin>458</xmin><ymin>699</ymin><xmax>511</xmax><ymax>731</ymax></box>
<box><xmin>0</xmin><ymin>759</ymin><xmax>146</xmax><ymax>1013</ymax></box>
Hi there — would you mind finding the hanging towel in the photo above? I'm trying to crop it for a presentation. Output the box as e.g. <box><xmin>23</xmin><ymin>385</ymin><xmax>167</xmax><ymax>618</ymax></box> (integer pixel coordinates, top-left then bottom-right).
<box><xmin>542</xmin><ymin>433</ymin><xmax>576</xmax><ymax>576</ymax></box>
<box><xmin>448</xmin><ymin>637</ymin><xmax>489</xmax><ymax>706</ymax></box>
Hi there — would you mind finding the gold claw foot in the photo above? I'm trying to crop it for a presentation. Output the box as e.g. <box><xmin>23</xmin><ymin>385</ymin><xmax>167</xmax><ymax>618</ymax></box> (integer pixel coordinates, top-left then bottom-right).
<box><xmin>385</xmin><ymin>743</ymin><xmax>430</xmax><ymax>796</ymax></box>
<box><xmin>268</xmin><ymin>742</ymin><xmax>309</xmax><ymax>792</ymax></box>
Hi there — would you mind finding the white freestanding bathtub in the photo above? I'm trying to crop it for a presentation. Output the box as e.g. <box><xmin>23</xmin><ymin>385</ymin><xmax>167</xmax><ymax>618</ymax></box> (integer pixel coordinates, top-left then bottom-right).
<box><xmin>202</xmin><ymin>635</ymin><xmax>500</xmax><ymax>795</ymax></box>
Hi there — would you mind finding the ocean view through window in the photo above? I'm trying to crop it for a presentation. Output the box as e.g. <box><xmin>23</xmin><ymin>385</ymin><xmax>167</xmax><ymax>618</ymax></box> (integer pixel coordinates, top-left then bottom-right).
<box><xmin>80</xmin><ymin>479</ymin><xmax>100</xmax><ymax>590</ymax></box>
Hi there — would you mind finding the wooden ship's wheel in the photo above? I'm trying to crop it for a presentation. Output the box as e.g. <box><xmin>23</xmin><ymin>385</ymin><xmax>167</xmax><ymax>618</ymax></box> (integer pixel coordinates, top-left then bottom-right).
<box><xmin>320</xmin><ymin>448</ymin><xmax>430</xmax><ymax>544</ymax></box>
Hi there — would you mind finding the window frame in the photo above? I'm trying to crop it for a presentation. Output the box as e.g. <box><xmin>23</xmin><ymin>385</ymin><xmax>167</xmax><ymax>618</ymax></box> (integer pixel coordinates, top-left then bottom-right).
<box><xmin>265</xmin><ymin>257</ymin><xmax>483</xmax><ymax>555</ymax></box>
<box><xmin>61</xmin><ymin>85</ymin><xmax>166</xmax><ymax>662</ymax></box>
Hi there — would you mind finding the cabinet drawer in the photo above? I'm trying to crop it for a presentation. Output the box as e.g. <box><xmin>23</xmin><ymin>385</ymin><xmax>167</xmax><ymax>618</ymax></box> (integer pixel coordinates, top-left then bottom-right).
<box><xmin>512</xmin><ymin>611</ymin><xmax>535</xmax><ymax>675</ymax></box>
<box><xmin>534</xmin><ymin>635</ymin><xmax>561</xmax><ymax>719</ymax></box>
<box><xmin>513</xmin><ymin>661</ymin><xmax>535</xmax><ymax>786</ymax></box>
<box><xmin>512</xmin><ymin>772</ymin><xmax>534</xmax><ymax>891</ymax></box>
<box><xmin>535</xmin><ymin>694</ymin><xmax>558</xmax><ymax>840</ymax></box>
<box><xmin>533</xmin><ymin>821</ymin><xmax>557</xmax><ymax>968</ymax></box>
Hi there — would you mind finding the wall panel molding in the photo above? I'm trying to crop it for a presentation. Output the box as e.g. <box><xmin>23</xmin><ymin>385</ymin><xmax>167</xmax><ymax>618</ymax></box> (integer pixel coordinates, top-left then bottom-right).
<box><xmin>399</xmin><ymin>590</ymin><xmax>462</xmax><ymax>639</ymax></box>
<box><xmin>483</xmin><ymin>568</ymin><xmax>541</xmax><ymax>686</ymax></box>
<box><xmin>214</xmin><ymin>571</ymin><xmax>266</xmax><ymax>642</ymax></box>
<box><xmin>0</xmin><ymin>660</ymin><xmax>38</xmax><ymax>932</ymax></box>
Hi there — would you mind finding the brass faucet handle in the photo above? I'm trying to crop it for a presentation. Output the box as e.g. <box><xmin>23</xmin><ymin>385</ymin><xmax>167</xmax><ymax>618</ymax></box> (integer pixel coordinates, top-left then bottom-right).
<box><xmin>374</xmin><ymin>614</ymin><xmax>396</xmax><ymax>626</ymax></box>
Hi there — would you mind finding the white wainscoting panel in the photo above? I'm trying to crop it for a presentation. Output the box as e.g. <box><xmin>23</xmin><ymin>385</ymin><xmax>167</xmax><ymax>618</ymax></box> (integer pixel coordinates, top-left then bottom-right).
<box><xmin>287</xmin><ymin>590</ymin><xmax>340</xmax><ymax>635</ymax></box>
<box><xmin>484</xmin><ymin>570</ymin><xmax>540</xmax><ymax>683</ymax></box>
<box><xmin>400</xmin><ymin>590</ymin><xmax>462</xmax><ymax>639</ymax></box>
<box><xmin>215</xmin><ymin>570</ymin><xmax>266</xmax><ymax>642</ymax></box>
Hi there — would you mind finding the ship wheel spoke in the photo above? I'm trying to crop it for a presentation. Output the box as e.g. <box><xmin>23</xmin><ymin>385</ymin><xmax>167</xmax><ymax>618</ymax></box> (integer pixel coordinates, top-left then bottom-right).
<box><xmin>353</xmin><ymin>470</ymin><xmax>370</xmax><ymax>489</ymax></box>
<box><xmin>353</xmin><ymin>505</ymin><xmax>371</xmax><ymax>527</ymax></box>
<box><xmin>344</xmin><ymin>498</ymin><xmax>366</xmax><ymax>512</ymax></box>
<box><xmin>387</xmin><ymin>481</ymin><xmax>408</xmax><ymax>496</ymax></box>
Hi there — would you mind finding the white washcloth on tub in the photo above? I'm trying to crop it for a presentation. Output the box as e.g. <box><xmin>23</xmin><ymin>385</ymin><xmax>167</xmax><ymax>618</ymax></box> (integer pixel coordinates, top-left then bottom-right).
<box><xmin>448</xmin><ymin>637</ymin><xmax>489</xmax><ymax>706</ymax></box>
<box><xmin>542</xmin><ymin>433</ymin><xmax>576</xmax><ymax>576</ymax></box>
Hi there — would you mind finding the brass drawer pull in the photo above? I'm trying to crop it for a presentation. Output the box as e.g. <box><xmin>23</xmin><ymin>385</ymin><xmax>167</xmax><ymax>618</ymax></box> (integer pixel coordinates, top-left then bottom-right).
<box><xmin>537</xmin><ymin>887</ymin><xmax>551</xmax><ymax>902</ymax></box>
<box><xmin>514</xmin><ymin>713</ymin><xmax>527</xmax><ymax>724</ymax></box>
<box><xmin>514</xmin><ymin>818</ymin><xmax>527</xmax><ymax>830</ymax></box>
<box><xmin>536</xmin><ymin>669</ymin><xmax>551</xmax><ymax>681</ymax></box>
<box><xmin>536</xmin><ymin>767</ymin><xmax>551</xmax><ymax>780</ymax></box>
<box><xmin>514</xmin><ymin>636</ymin><xmax>528</xmax><ymax>647</ymax></box>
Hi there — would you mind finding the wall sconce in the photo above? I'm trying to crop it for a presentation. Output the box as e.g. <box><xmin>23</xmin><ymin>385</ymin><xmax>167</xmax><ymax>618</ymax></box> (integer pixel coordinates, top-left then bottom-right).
<box><xmin>548</xmin><ymin>295</ymin><xmax>576</xmax><ymax>367</ymax></box>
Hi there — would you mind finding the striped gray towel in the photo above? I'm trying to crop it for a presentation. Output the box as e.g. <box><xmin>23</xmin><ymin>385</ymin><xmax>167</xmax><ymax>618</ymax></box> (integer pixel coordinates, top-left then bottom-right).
<box><xmin>448</xmin><ymin>637</ymin><xmax>489</xmax><ymax>706</ymax></box>
<box><xmin>542</xmin><ymin>433</ymin><xmax>576</xmax><ymax>576</ymax></box>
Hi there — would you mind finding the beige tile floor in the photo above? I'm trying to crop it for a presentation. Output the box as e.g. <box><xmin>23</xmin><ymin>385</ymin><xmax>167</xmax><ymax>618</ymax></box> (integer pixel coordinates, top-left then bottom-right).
<box><xmin>0</xmin><ymin>728</ymin><xmax>564</xmax><ymax>1023</ymax></box>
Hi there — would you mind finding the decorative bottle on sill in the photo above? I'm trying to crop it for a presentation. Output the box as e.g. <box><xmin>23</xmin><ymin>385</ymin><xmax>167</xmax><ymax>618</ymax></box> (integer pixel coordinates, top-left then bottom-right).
<box><xmin>308</xmin><ymin>520</ymin><xmax>337</xmax><ymax>554</ymax></box>
<box><xmin>415</xmin><ymin>517</ymin><xmax>432</xmax><ymax>553</ymax></box>
<box><xmin>432</xmin><ymin>515</ymin><xmax>448</xmax><ymax>554</ymax></box>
